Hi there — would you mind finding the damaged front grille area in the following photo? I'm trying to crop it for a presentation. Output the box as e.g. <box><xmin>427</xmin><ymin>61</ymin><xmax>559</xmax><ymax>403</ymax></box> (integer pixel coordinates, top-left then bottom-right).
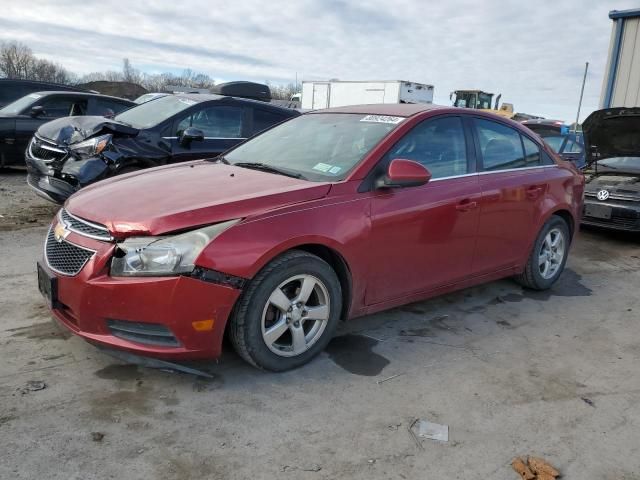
<box><xmin>29</xmin><ymin>136</ymin><xmax>67</xmax><ymax>163</ymax></box>
<box><xmin>45</xmin><ymin>227</ymin><xmax>95</xmax><ymax>276</ymax></box>
<box><xmin>107</xmin><ymin>320</ymin><xmax>180</xmax><ymax>347</ymax></box>
<box><xmin>60</xmin><ymin>209</ymin><xmax>112</xmax><ymax>241</ymax></box>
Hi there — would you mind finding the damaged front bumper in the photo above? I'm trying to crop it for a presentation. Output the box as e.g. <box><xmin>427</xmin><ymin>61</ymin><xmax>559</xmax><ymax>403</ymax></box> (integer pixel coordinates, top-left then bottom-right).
<box><xmin>25</xmin><ymin>136</ymin><xmax>109</xmax><ymax>204</ymax></box>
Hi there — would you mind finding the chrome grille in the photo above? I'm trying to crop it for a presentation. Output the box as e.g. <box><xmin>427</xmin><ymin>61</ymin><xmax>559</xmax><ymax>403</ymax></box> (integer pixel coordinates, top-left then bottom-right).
<box><xmin>45</xmin><ymin>227</ymin><xmax>95</xmax><ymax>276</ymax></box>
<box><xmin>60</xmin><ymin>209</ymin><xmax>112</xmax><ymax>241</ymax></box>
<box><xmin>29</xmin><ymin>137</ymin><xmax>66</xmax><ymax>163</ymax></box>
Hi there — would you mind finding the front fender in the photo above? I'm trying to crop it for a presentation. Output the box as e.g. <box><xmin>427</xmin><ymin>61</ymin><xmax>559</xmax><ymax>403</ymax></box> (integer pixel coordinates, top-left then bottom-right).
<box><xmin>195</xmin><ymin>195</ymin><xmax>372</xmax><ymax>313</ymax></box>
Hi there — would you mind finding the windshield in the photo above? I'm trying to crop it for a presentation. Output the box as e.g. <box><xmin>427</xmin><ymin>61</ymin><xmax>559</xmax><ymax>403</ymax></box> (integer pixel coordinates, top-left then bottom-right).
<box><xmin>115</xmin><ymin>95</ymin><xmax>197</xmax><ymax>128</ymax></box>
<box><xmin>224</xmin><ymin>113</ymin><xmax>401</xmax><ymax>181</ymax></box>
<box><xmin>0</xmin><ymin>92</ymin><xmax>41</xmax><ymax>115</ymax></box>
<box><xmin>597</xmin><ymin>156</ymin><xmax>640</xmax><ymax>172</ymax></box>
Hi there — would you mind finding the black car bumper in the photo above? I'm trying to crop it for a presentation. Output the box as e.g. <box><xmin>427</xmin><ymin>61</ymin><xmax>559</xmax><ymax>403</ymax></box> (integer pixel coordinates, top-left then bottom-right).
<box><xmin>26</xmin><ymin>169</ymin><xmax>78</xmax><ymax>204</ymax></box>
<box><xmin>582</xmin><ymin>197</ymin><xmax>640</xmax><ymax>231</ymax></box>
<box><xmin>25</xmin><ymin>143</ymin><xmax>109</xmax><ymax>204</ymax></box>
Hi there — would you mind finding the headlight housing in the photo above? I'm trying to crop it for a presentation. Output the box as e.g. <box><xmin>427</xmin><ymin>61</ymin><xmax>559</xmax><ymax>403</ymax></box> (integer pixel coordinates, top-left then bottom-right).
<box><xmin>110</xmin><ymin>220</ymin><xmax>239</xmax><ymax>277</ymax></box>
<box><xmin>70</xmin><ymin>134</ymin><xmax>112</xmax><ymax>159</ymax></box>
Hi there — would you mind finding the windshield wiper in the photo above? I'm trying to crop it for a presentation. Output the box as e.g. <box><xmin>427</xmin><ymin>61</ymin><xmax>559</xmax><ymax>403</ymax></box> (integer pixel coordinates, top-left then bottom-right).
<box><xmin>232</xmin><ymin>162</ymin><xmax>307</xmax><ymax>180</ymax></box>
<box><xmin>207</xmin><ymin>154</ymin><xmax>229</xmax><ymax>164</ymax></box>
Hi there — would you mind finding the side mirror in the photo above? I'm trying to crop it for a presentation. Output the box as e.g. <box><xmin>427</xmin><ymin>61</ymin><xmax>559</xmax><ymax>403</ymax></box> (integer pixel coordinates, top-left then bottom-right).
<box><xmin>30</xmin><ymin>105</ymin><xmax>46</xmax><ymax>118</ymax></box>
<box><xmin>376</xmin><ymin>158</ymin><xmax>431</xmax><ymax>189</ymax></box>
<box><xmin>179</xmin><ymin>127</ymin><xmax>204</xmax><ymax>147</ymax></box>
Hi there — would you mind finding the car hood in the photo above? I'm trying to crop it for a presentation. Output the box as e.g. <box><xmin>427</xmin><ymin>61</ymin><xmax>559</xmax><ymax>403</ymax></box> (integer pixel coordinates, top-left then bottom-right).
<box><xmin>37</xmin><ymin>115</ymin><xmax>139</xmax><ymax>145</ymax></box>
<box><xmin>65</xmin><ymin>161</ymin><xmax>331</xmax><ymax>236</ymax></box>
<box><xmin>583</xmin><ymin>108</ymin><xmax>640</xmax><ymax>164</ymax></box>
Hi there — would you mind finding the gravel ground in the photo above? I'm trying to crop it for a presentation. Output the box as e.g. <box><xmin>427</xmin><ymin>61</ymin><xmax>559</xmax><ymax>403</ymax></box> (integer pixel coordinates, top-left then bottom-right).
<box><xmin>1</xmin><ymin>169</ymin><xmax>639</xmax><ymax>479</ymax></box>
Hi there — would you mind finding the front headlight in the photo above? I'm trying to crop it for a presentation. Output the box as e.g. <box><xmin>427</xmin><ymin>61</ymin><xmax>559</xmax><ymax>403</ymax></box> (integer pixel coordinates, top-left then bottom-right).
<box><xmin>70</xmin><ymin>134</ymin><xmax>112</xmax><ymax>159</ymax></box>
<box><xmin>110</xmin><ymin>220</ymin><xmax>239</xmax><ymax>277</ymax></box>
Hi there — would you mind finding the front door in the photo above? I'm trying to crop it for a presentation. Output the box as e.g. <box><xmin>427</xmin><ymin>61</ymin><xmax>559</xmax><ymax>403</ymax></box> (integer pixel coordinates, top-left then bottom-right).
<box><xmin>366</xmin><ymin>115</ymin><xmax>481</xmax><ymax>304</ymax></box>
<box><xmin>169</xmin><ymin>105</ymin><xmax>247</xmax><ymax>162</ymax></box>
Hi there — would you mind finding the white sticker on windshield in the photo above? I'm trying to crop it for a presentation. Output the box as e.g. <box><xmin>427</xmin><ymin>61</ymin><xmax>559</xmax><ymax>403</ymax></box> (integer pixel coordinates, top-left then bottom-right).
<box><xmin>360</xmin><ymin>115</ymin><xmax>404</xmax><ymax>124</ymax></box>
<box><xmin>28</xmin><ymin>93</ymin><xmax>42</xmax><ymax>99</ymax></box>
<box><xmin>328</xmin><ymin>166</ymin><xmax>341</xmax><ymax>174</ymax></box>
<box><xmin>178</xmin><ymin>98</ymin><xmax>197</xmax><ymax>106</ymax></box>
<box><xmin>312</xmin><ymin>162</ymin><xmax>333</xmax><ymax>173</ymax></box>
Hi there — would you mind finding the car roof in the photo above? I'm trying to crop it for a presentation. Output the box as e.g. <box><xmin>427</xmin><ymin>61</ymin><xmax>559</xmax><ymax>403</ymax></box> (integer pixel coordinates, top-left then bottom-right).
<box><xmin>172</xmin><ymin>93</ymin><xmax>298</xmax><ymax>114</ymax></box>
<box><xmin>312</xmin><ymin>103</ymin><xmax>447</xmax><ymax>117</ymax></box>
<box><xmin>31</xmin><ymin>91</ymin><xmax>135</xmax><ymax>103</ymax></box>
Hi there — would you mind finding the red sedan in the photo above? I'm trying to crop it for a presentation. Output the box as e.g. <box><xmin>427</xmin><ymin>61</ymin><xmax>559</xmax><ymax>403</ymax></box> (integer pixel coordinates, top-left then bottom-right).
<box><xmin>38</xmin><ymin>104</ymin><xmax>584</xmax><ymax>371</ymax></box>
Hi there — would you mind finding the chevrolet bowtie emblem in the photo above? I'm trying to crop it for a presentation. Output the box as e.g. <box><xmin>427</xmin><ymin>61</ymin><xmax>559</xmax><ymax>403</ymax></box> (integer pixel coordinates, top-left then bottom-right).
<box><xmin>54</xmin><ymin>221</ymin><xmax>70</xmax><ymax>243</ymax></box>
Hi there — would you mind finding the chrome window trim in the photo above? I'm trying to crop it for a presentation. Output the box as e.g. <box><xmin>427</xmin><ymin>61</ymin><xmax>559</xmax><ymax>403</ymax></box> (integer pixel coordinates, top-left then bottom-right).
<box><xmin>430</xmin><ymin>172</ymin><xmax>478</xmax><ymax>182</ymax></box>
<box><xmin>427</xmin><ymin>164</ymin><xmax>558</xmax><ymax>182</ymax></box>
<box><xmin>44</xmin><ymin>226</ymin><xmax>97</xmax><ymax>277</ymax></box>
<box><xmin>478</xmin><ymin>164</ymin><xmax>558</xmax><ymax>175</ymax></box>
<box><xmin>59</xmin><ymin>209</ymin><xmax>113</xmax><ymax>242</ymax></box>
<box><xmin>161</xmin><ymin>136</ymin><xmax>247</xmax><ymax>140</ymax></box>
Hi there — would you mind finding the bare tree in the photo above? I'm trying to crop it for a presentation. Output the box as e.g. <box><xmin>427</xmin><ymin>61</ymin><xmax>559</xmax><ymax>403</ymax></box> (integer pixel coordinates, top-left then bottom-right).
<box><xmin>0</xmin><ymin>41</ymin><xmax>73</xmax><ymax>83</ymax></box>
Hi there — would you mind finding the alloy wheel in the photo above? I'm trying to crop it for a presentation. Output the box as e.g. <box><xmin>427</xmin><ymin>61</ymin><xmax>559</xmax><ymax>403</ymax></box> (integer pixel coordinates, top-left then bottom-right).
<box><xmin>538</xmin><ymin>227</ymin><xmax>565</xmax><ymax>280</ymax></box>
<box><xmin>261</xmin><ymin>274</ymin><xmax>331</xmax><ymax>357</ymax></box>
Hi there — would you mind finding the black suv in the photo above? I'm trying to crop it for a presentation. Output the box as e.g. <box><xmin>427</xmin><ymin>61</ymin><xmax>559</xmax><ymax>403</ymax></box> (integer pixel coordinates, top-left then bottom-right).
<box><xmin>1</xmin><ymin>91</ymin><xmax>135</xmax><ymax>167</ymax></box>
<box><xmin>26</xmin><ymin>93</ymin><xmax>300</xmax><ymax>203</ymax></box>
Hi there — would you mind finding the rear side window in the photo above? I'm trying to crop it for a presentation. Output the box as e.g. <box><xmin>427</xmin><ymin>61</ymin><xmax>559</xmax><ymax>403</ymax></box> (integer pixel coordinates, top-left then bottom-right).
<box><xmin>176</xmin><ymin>106</ymin><xmax>243</xmax><ymax>138</ymax></box>
<box><xmin>384</xmin><ymin>116</ymin><xmax>468</xmax><ymax>179</ymax></box>
<box><xmin>476</xmin><ymin>119</ymin><xmax>525</xmax><ymax>171</ymax></box>
<box><xmin>93</xmin><ymin>98</ymin><xmax>131</xmax><ymax>116</ymax></box>
<box><xmin>41</xmin><ymin>96</ymin><xmax>87</xmax><ymax>118</ymax></box>
<box><xmin>522</xmin><ymin>135</ymin><xmax>541</xmax><ymax>166</ymax></box>
<box><xmin>253</xmin><ymin>109</ymin><xmax>289</xmax><ymax>134</ymax></box>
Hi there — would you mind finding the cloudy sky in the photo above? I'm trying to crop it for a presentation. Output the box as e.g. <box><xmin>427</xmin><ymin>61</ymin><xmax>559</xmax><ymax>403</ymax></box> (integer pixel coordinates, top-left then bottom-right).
<box><xmin>1</xmin><ymin>0</ymin><xmax>637</xmax><ymax>121</ymax></box>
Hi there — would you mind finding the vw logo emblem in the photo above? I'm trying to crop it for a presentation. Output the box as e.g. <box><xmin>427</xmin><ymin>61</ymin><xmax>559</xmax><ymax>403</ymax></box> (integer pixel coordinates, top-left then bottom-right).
<box><xmin>596</xmin><ymin>189</ymin><xmax>610</xmax><ymax>201</ymax></box>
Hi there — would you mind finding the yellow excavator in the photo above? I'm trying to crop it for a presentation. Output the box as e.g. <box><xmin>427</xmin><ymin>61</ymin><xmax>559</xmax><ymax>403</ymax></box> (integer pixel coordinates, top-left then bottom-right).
<box><xmin>450</xmin><ymin>90</ymin><xmax>515</xmax><ymax>119</ymax></box>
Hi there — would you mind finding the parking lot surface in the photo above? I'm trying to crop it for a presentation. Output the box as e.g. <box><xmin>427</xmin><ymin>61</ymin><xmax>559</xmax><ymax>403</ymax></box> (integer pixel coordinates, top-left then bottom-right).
<box><xmin>1</xmin><ymin>170</ymin><xmax>639</xmax><ymax>479</ymax></box>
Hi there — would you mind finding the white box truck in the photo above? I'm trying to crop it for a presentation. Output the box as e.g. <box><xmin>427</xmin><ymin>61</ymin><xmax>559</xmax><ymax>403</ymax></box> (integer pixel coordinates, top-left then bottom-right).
<box><xmin>300</xmin><ymin>80</ymin><xmax>434</xmax><ymax>110</ymax></box>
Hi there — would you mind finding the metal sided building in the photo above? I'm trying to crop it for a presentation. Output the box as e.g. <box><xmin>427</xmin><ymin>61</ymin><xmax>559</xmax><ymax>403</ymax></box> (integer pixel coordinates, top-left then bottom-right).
<box><xmin>600</xmin><ymin>8</ymin><xmax>640</xmax><ymax>108</ymax></box>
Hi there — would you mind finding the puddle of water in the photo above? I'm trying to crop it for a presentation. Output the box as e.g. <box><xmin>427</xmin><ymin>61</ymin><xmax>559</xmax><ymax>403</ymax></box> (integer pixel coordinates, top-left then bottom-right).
<box><xmin>490</xmin><ymin>269</ymin><xmax>592</xmax><ymax>304</ymax></box>
<box><xmin>325</xmin><ymin>334</ymin><xmax>389</xmax><ymax>376</ymax></box>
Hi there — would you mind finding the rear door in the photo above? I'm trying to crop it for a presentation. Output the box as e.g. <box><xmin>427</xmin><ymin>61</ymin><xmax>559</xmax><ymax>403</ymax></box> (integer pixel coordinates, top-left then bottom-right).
<box><xmin>471</xmin><ymin>117</ymin><xmax>555</xmax><ymax>276</ymax></box>
<box><xmin>367</xmin><ymin>115</ymin><xmax>481</xmax><ymax>304</ymax></box>
<box><xmin>169</xmin><ymin>104</ymin><xmax>248</xmax><ymax>162</ymax></box>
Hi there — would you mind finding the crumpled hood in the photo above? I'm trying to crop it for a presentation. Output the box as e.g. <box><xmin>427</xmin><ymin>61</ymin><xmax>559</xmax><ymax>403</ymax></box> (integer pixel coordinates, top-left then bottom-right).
<box><xmin>65</xmin><ymin>161</ymin><xmax>331</xmax><ymax>236</ymax></box>
<box><xmin>583</xmin><ymin>108</ymin><xmax>640</xmax><ymax>164</ymax></box>
<box><xmin>37</xmin><ymin>115</ymin><xmax>139</xmax><ymax>145</ymax></box>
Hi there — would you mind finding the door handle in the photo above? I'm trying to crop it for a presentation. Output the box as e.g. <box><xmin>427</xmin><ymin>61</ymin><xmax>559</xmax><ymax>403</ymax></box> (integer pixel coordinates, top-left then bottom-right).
<box><xmin>526</xmin><ymin>185</ymin><xmax>543</xmax><ymax>198</ymax></box>
<box><xmin>456</xmin><ymin>199</ymin><xmax>478</xmax><ymax>212</ymax></box>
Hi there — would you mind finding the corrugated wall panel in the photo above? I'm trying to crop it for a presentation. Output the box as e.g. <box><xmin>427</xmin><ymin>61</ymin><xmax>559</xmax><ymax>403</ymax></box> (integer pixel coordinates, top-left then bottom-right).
<box><xmin>600</xmin><ymin>24</ymin><xmax>617</xmax><ymax>108</ymax></box>
<box><xmin>612</xmin><ymin>17</ymin><xmax>640</xmax><ymax>107</ymax></box>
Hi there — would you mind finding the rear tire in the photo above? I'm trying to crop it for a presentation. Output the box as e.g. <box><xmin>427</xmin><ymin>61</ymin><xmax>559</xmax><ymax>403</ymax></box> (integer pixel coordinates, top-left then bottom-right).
<box><xmin>229</xmin><ymin>250</ymin><xmax>342</xmax><ymax>371</ymax></box>
<box><xmin>515</xmin><ymin>215</ymin><xmax>570</xmax><ymax>290</ymax></box>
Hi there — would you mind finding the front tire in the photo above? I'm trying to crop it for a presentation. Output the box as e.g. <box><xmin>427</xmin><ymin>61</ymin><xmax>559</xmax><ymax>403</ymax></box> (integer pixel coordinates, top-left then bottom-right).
<box><xmin>516</xmin><ymin>215</ymin><xmax>570</xmax><ymax>290</ymax></box>
<box><xmin>229</xmin><ymin>250</ymin><xmax>342</xmax><ymax>371</ymax></box>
